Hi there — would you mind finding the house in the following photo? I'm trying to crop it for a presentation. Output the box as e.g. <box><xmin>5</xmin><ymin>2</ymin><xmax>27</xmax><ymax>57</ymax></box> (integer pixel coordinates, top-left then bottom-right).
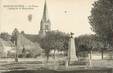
<box><xmin>0</xmin><ymin>32</ymin><xmax>43</xmax><ymax>58</ymax></box>
<box><xmin>0</xmin><ymin>38</ymin><xmax>15</xmax><ymax>58</ymax></box>
<box><xmin>16</xmin><ymin>33</ymin><xmax>43</xmax><ymax>58</ymax></box>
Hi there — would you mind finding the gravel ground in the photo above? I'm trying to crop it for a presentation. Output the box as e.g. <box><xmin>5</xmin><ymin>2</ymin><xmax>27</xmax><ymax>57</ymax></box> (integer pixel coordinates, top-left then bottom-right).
<box><xmin>0</xmin><ymin>58</ymin><xmax>113</xmax><ymax>73</ymax></box>
<box><xmin>2</xmin><ymin>68</ymin><xmax>112</xmax><ymax>73</ymax></box>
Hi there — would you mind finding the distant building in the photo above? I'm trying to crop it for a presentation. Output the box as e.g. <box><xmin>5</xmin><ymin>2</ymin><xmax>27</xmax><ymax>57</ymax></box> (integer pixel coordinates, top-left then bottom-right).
<box><xmin>0</xmin><ymin>30</ymin><xmax>43</xmax><ymax>58</ymax></box>
<box><xmin>0</xmin><ymin>38</ymin><xmax>15</xmax><ymax>58</ymax></box>
<box><xmin>39</xmin><ymin>0</ymin><xmax>51</xmax><ymax>37</ymax></box>
<box><xmin>17</xmin><ymin>32</ymin><xmax>43</xmax><ymax>57</ymax></box>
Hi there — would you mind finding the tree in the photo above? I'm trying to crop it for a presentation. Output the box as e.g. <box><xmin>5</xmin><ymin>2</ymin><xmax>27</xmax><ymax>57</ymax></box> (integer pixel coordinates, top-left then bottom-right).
<box><xmin>76</xmin><ymin>34</ymin><xmax>111</xmax><ymax>59</ymax></box>
<box><xmin>11</xmin><ymin>28</ymin><xmax>19</xmax><ymax>62</ymax></box>
<box><xmin>89</xmin><ymin>0</ymin><xmax>113</xmax><ymax>43</ymax></box>
<box><xmin>22</xmin><ymin>47</ymin><xmax>26</xmax><ymax>58</ymax></box>
<box><xmin>75</xmin><ymin>34</ymin><xmax>96</xmax><ymax>59</ymax></box>
<box><xmin>11</xmin><ymin>28</ymin><xmax>19</xmax><ymax>44</ymax></box>
<box><xmin>39</xmin><ymin>31</ymin><xmax>69</xmax><ymax>61</ymax></box>
<box><xmin>0</xmin><ymin>32</ymin><xmax>11</xmax><ymax>41</ymax></box>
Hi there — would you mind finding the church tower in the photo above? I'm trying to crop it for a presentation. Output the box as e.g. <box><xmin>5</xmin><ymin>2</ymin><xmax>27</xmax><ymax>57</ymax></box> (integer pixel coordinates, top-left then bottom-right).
<box><xmin>39</xmin><ymin>0</ymin><xmax>51</xmax><ymax>37</ymax></box>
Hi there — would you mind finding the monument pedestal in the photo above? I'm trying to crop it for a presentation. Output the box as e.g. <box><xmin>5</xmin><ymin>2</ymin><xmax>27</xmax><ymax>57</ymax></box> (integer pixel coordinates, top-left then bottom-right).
<box><xmin>68</xmin><ymin>33</ymin><xmax>78</xmax><ymax>65</ymax></box>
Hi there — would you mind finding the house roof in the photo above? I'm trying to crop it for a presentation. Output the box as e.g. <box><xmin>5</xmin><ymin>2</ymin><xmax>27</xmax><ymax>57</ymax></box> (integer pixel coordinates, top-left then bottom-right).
<box><xmin>17</xmin><ymin>33</ymin><xmax>42</xmax><ymax>50</ymax></box>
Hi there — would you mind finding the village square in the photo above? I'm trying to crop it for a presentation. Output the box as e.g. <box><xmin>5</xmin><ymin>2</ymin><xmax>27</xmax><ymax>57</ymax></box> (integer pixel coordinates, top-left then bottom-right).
<box><xmin>0</xmin><ymin>0</ymin><xmax>113</xmax><ymax>73</ymax></box>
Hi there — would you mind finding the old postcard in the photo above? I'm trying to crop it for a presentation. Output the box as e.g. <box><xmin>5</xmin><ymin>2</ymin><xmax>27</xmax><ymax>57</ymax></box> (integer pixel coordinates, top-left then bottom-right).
<box><xmin>0</xmin><ymin>0</ymin><xmax>112</xmax><ymax>73</ymax></box>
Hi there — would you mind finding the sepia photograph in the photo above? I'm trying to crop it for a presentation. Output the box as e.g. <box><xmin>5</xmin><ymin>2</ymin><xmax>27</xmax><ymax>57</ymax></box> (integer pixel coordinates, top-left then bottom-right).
<box><xmin>0</xmin><ymin>0</ymin><xmax>113</xmax><ymax>73</ymax></box>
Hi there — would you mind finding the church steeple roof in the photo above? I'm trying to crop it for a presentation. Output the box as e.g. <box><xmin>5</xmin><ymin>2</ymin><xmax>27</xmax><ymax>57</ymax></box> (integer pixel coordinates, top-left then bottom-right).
<box><xmin>39</xmin><ymin>0</ymin><xmax>51</xmax><ymax>37</ymax></box>
<box><xmin>42</xmin><ymin>0</ymin><xmax>49</xmax><ymax>21</ymax></box>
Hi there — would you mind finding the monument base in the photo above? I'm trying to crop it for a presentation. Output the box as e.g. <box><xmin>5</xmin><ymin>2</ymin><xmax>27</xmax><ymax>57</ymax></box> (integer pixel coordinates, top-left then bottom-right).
<box><xmin>69</xmin><ymin>57</ymin><xmax>78</xmax><ymax>65</ymax></box>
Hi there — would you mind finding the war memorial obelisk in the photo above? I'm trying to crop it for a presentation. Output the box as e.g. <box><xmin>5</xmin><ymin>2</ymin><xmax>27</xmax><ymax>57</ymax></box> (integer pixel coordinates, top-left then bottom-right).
<box><xmin>68</xmin><ymin>33</ymin><xmax>78</xmax><ymax>65</ymax></box>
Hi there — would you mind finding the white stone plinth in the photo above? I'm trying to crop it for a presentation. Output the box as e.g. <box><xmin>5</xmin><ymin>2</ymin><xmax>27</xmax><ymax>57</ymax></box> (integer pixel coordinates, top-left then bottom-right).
<box><xmin>68</xmin><ymin>36</ymin><xmax>78</xmax><ymax>64</ymax></box>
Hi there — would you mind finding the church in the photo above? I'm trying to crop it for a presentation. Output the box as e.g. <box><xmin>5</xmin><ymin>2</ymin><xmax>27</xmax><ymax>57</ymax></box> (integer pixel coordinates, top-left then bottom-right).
<box><xmin>39</xmin><ymin>0</ymin><xmax>51</xmax><ymax>37</ymax></box>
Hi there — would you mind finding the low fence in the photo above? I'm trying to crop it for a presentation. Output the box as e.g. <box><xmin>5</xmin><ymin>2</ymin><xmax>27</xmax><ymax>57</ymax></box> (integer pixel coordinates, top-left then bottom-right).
<box><xmin>90</xmin><ymin>60</ymin><xmax>113</xmax><ymax>68</ymax></box>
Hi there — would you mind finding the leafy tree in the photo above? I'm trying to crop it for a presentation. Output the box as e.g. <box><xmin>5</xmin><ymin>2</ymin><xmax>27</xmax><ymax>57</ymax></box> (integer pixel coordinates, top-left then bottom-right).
<box><xmin>11</xmin><ymin>28</ymin><xmax>19</xmax><ymax>45</ymax></box>
<box><xmin>76</xmin><ymin>34</ymin><xmax>111</xmax><ymax>59</ymax></box>
<box><xmin>0</xmin><ymin>32</ymin><xmax>11</xmax><ymax>41</ymax></box>
<box><xmin>89</xmin><ymin>0</ymin><xmax>113</xmax><ymax>43</ymax></box>
<box><xmin>39</xmin><ymin>31</ymin><xmax>69</xmax><ymax>61</ymax></box>
<box><xmin>76</xmin><ymin>35</ymin><xmax>95</xmax><ymax>59</ymax></box>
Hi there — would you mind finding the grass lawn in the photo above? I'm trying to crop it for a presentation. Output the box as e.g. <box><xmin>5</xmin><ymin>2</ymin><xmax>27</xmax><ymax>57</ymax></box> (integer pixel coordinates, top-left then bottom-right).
<box><xmin>2</xmin><ymin>68</ymin><xmax>112</xmax><ymax>73</ymax></box>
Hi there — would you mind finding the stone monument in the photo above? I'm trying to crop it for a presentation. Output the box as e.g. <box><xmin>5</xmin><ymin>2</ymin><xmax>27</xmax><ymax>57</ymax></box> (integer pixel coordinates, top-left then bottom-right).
<box><xmin>68</xmin><ymin>32</ymin><xmax>78</xmax><ymax>64</ymax></box>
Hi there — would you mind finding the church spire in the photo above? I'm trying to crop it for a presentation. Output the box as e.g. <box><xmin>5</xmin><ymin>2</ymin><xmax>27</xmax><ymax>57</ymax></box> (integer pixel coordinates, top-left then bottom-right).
<box><xmin>39</xmin><ymin>0</ymin><xmax>51</xmax><ymax>37</ymax></box>
<box><xmin>42</xmin><ymin>0</ymin><xmax>48</xmax><ymax>21</ymax></box>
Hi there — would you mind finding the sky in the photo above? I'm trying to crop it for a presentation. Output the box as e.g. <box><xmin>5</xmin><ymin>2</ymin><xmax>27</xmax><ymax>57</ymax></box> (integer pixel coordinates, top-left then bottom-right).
<box><xmin>0</xmin><ymin>0</ymin><xmax>96</xmax><ymax>37</ymax></box>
